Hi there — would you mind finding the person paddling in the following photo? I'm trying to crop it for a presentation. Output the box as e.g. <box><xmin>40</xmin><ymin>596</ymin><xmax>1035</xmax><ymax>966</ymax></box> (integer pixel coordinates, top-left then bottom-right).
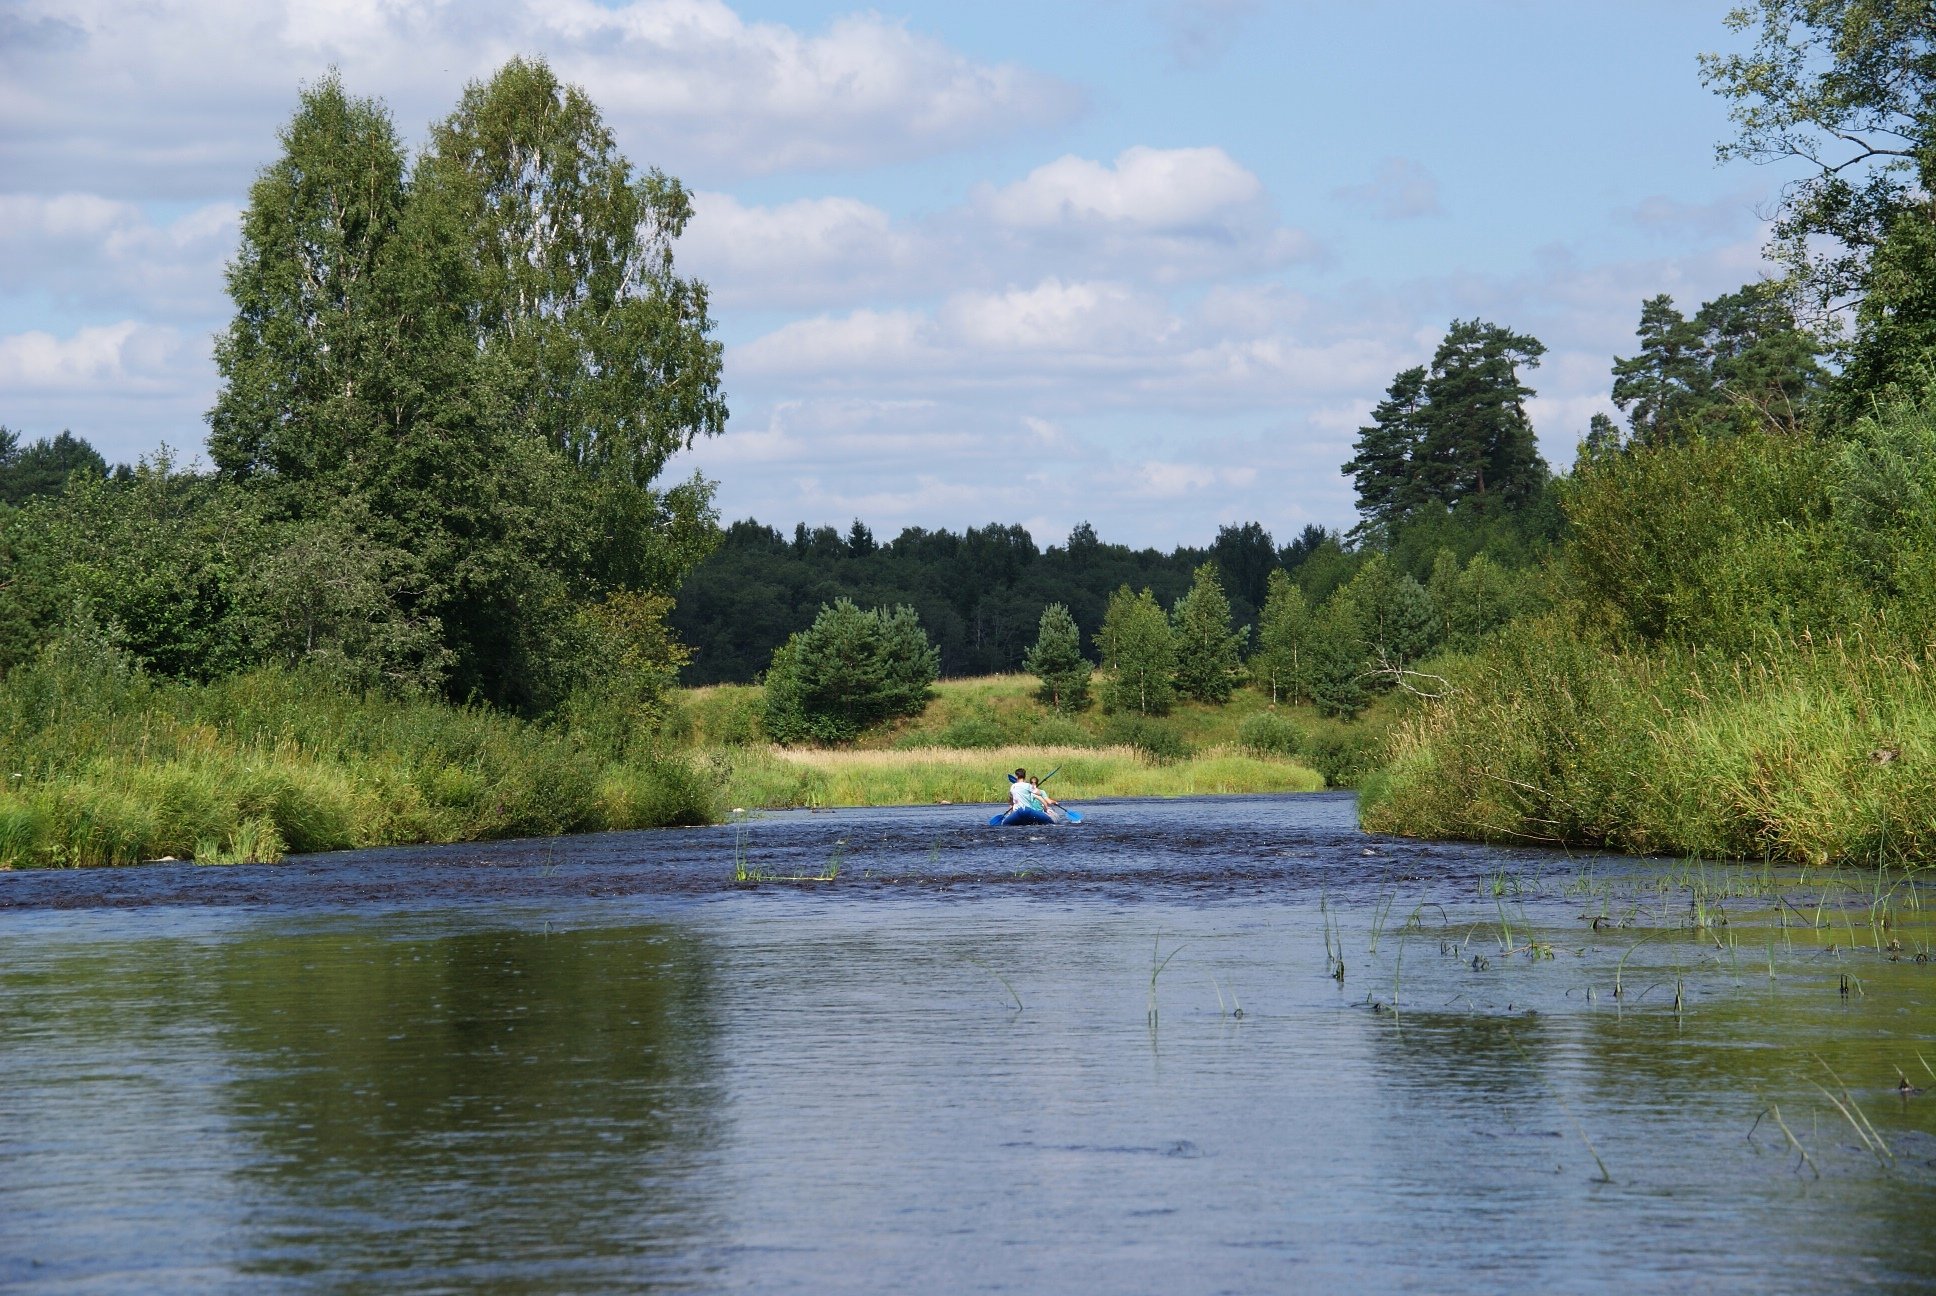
<box><xmin>1008</xmin><ymin>767</ymin><xmax>1039</xmax><ymax>813</ymax></box>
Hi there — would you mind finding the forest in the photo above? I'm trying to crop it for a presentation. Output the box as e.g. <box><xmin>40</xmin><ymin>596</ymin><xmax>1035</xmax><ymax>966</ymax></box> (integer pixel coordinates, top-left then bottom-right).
<box><xmin>5</xmin><ymin>0</ymin><xmax>1936</xmax><ymax>867</ymax></box>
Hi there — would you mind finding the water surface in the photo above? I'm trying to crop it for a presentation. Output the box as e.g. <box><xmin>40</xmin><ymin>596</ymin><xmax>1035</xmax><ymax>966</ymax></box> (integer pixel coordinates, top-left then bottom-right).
<box><xmin>4</xmin><ymin>793</ymin><xmax>1934</xmax><ymax>1293</ymax></box>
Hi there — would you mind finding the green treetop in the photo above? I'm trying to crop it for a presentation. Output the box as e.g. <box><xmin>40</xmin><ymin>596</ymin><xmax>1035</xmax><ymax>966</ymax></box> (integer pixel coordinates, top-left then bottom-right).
<box><xmin>1250</xmin><ymin>569</ymin><xmax>1315</xmax><ymax>705</ymax></box>
<box><xmin>1701</xmin><ymin>1</ymin><xmax>1936</xmax><ymax>401</ymax></box>
<box><xmin>1170</xmin><ymin>562</ymin><xmax>1248</xmax><ymax>704</ymax></box>
<box><xmin>762</xmin><ymin>600</ymin><xmax>939</xmax><ymax>745</ymax></box>
<box><xmin>1098</xmin><ymin>586</ymin><xmax>1176</xmax><ymax>716</ymax></box>
<box><xmin>1024</xmin><ymin>602</ymin><xmax>1092</xmax><ymax>712</ymax></box>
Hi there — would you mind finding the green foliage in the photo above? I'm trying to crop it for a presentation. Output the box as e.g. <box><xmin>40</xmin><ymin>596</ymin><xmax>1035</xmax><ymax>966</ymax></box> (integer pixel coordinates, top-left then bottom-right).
<box><xmin>1170</xmin><ymin>563</ymin><xmax>1248</xmax><ymax>703</ymax></box>
<box><xmin>761</xmin><ymin>600</ymin><xmax>940</xmax><ymax>745</ymax></box>
<box><xmin>1345</xmin><ymin>320</ymin><xmax>1549</xmax><ymax>540</ymax></box>
<box><xmin>0</xmin><ymin>651</ymin><xmax>716</xmax><ymax>868</ymax></box>
<box><xmin>1562</xmin><ymin>427</ymin><xmax>1860</xmax><ymax>653</ymax></box>
<box><xmin>1098</xmin><ymin>586</ymin><xmax>1176</xmax><ymax>716</ymax></box>
<box><xmin>1237</xmin><ymin>710</ymin><xmax>1302</xmax><ymax>757</ymax></box>
<box><xmin>1334</xmin><ymin>554</ymin><xmax>1437</xmax><ymax>680</ymax></box>
<box><xmin>1024</xmin><ymin>602</ymin><xmax>1092</xmax><ymax>712</ymax></box>
<box><xmin>1301</xmin><ymin>723</ymin><xmax>1384</xmax><ymax>789</ymax></box>
<box><xmin>0</xmin><ymin>429</ymin><xmax>109</xmax><ymax>505</ymax></box>
<box><xmin>204</xmin><ymin>63</ymin><xmax>722</xmax><ymax>711</ymax></box>
<box><xmin>1701</xmin><ymin>2</ymin><xmax>1936</xmax><ymax>402</ymax></box>
<box><xmin>1101</xmin><ymin>713</ymin><xmax>1192</xmax><ymax>764</ymax></box>
<box><xmin>1306</xmin><ymin>600</ymin><xmax>1368</xmax><ymax>720</ymax></box>
<box><xmin>1250</xmin><ymin>569</ymin><xmax>1315</xmax><ymax>705</ymax></box>
<box><xmin>1370</xmin><ymin>385</ymin><xmax>1936</xmax><ymax>862</ymax></box>
<box><xmin>1610</xmin><ymin>285</ymin><xmax>1826</xmax><ymax>445</ymax></box>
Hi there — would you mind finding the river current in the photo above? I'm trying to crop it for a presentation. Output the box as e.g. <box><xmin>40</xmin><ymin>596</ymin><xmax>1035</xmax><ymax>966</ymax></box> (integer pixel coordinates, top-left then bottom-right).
<box><xmin>3</xmin><ymin>792</ymin><xmax>1933</xmax><ymax>1293</ymax></box>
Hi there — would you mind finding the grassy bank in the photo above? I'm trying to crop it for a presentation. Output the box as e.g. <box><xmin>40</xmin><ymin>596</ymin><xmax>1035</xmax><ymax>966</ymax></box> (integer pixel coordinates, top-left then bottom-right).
<box><xmin>0</xmin><ymin>649</ymin><xmax>714</xmax><ymax>868</ymax></box>
<box><xmin>1362</xmin><ymin>620</ymin><xmax>1936</xmax><ymax>867</ymax></box>
<box><xmin>717</xmin><ymin>743</ymin><xmax>1323</xmax><ymax>811</ymax></box>
<box><xmin>683</xmin><ymin>674</ymin><xmax>1389</xmax><ymax>791</ymax></box>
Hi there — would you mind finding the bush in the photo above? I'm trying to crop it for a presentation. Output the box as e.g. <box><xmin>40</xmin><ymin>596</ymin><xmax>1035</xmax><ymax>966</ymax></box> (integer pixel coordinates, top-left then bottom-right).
<box><xmin>1237</xmin><ymin>710</ymin><xmax>1302</xmax><ymax>757</ymax></box>
<box><xmin>933</xmin><ymin>714</ymin><xmax>1011</xmax><ymax>748</ymax></box>
<box><xmin>1302</xmin><ymin>724</ymin><xmax>1382</xmax><ymax>788</ymax></box>
<box><xmin>1102</xmin><ymin>714</ymin><xmax>1192</xmax><ymax>764</ymax></box>
<box><xmin>763</xmin><ymin>600</ymin><xmax>939</xmax><ymax>745</ymax></box>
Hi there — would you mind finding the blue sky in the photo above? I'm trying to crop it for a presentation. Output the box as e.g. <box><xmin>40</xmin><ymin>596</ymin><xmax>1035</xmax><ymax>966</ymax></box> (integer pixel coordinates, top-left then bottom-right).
<box><xmin>0</xmin><ymin>0</ymin><xmax>1779</xmax><ymax>547</ymax></box>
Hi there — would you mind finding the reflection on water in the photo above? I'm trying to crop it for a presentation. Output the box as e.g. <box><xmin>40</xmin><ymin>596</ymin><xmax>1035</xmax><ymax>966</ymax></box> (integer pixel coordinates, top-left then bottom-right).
<box><xmin>2</xmin><ymin>794</ymin><xmax>1934</xmax><ymax>1293</ymax></box>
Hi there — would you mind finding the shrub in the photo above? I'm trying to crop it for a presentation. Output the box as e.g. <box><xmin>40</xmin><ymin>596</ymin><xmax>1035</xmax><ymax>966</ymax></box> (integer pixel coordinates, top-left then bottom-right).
<box><xmin>1302</xmin><ymin>724</ymin><xmax>1382</xmax><ymax>788</ymax></box>
<box><xmin>1102</xmin><ymin>714</ymin><xmax>1192</xmax><ymax>764</ymax></box>
<box><xmin>1237</xmin><ymin>710</ymin><xmax>1302</xmax><ymax>757</ymax></box>
<box><xmin>762</xmin><ymin>600</ymin><xmax>939</xmax><ymax>745</ymax></box>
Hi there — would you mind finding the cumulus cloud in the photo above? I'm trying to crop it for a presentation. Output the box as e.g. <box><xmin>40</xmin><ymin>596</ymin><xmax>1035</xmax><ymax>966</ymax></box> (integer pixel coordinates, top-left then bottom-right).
<box><xmin>1</xmin><ymin>0</ymin><xmax>1080</xmax><ymax>197</ymax></box>
<box><xmin>0</xmin><ymin>321</ymin><xmax>187</xmax><ymax>394</ymax></box>
<box><xmin>1332</xmin><ymin>157</ymin><xmax>1443</xmax><ymax>220</ymax></box>
<box><xmin>0</xmin><ymin>194</ymin><xmax>238</xmax><ymax>318</ymax></box>
<box><xmin>678</xmin><ymin>146</ymin><xmax>1319</xmax><ymax>312</ymax></box>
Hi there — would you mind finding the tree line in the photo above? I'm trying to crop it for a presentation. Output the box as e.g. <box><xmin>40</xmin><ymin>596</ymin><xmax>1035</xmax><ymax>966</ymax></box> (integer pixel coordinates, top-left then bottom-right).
<box><xmin>0</xmin><ymin>60</ymin><xmax>722</xmax><ymax>722</ymax></box>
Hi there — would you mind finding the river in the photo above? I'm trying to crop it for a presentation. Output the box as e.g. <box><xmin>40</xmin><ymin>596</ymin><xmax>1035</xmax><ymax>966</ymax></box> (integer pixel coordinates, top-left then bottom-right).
<box><xmin>3</xmin><ymin>792</ymin><xmax>1933</xmax><ymax>1293</ymax></box>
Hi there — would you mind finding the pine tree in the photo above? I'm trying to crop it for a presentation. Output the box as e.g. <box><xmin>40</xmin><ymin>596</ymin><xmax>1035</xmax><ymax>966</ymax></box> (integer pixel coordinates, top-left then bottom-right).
<box><xmin>1098</xmin><ymin>586</ymin><xmax>1176</xmax><ymax>716</ymax></box>
<box><xmin>1342</xmin><ymin>366</ymin><xmax>1428</xmax><ymax>538</ymax></box>
<box><xmin>1024</xmin><ymin>602</ymin><xmax>1092</xmax><ymax>712</ymax></box>
<box><xmin>1415</xmin><ymin>319</ymin><xmax>1547</xmax><ymax>513</ymax></box>
<box><xmin>1171</xmin><ymin>563</ymin><xmax>1248</xmax><ymax>703</ymax></box>
<box><xmin>762</xmin><ymin>600</ymin><xmax>939</xmax><ymax>744</ymax></box>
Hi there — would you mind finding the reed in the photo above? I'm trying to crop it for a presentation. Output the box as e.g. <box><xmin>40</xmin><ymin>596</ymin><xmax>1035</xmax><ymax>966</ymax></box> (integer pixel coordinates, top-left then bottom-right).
<box><xmin>1364</xmin><ymin>619</ymin><xmax>1936</xmax><ymax>867</ymax></box>
<box><xmin>0</xmin><ymin>658</ymin><xmax>716</xmax><ymax>868</ymax></box>
<box><xmin>714</xmin><ymin>742</ymin><xmax>1321</xmax><ymax>811</ymax></box>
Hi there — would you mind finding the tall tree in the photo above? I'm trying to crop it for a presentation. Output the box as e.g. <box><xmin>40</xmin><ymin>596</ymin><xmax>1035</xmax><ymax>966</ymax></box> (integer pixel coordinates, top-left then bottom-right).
<box><xmin>1171</xmin><ymin>563</ymin><xmax>1249</xmax><ymax>703</ymax></box>
<box><xmin>204</xmin><ymin>64</ymin><xmax>725</xmax><ymax>708</ymax></box>
<box><xmin>208</xmin><ymin>75</ymin><xmax>411</xmax><ymax>485</ymax></box>
<box><xmin>1612</xmin><ymin>284</ymin><xmax>1826</xmax><ymax>444</ymax></box>
<box><xmin>1024</xmin><ymin>603</ymin><xmax>1092</xmax><ymax>712</ymax></box>
<box><xmin>1250</xmin><ymin>569</ymin><xmax>1315</xmax><ymax>705</ymax></box>
<box><xmin>1343</xmin><ymin>366</ymin><xmax>1428</xmax><ymax>536</ymax></box>
<box><xmin>1414</xmin><ymin>319</ymin><xmax>1548</xmax><ymax>512</ymax></box>
<box><xmin>1098</xmin><ymin>586</ymin><xmax>1176</xmax><ymax>716</ymax></box>
<box><xmin>1701</xmin><ymin>2</ymin><xmax>1936</xmax><ymax>396</ymax></box>
<box><xmin>1612</xmin><ymin>294</ymin><xmax>1710</xmax><ymax>444</ymax></box>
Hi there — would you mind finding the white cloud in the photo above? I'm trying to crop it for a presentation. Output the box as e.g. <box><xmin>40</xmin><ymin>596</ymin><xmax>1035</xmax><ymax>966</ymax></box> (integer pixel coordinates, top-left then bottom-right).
<box><xmin>1332</xmin><ymin>157</ymin><xmax>1443</xmax><ymax>220</ymax></box>
<box><xmin>983</xmin><ymin>146</ymin><xmax>1261</xmax><ymax>230</ymax></box>
<box><xmin>0</xmin><ymin>321</ymin><xmax>186</xmax><ymax>394</ymax></box>
<box><xmin>0</xmin><ymin>194</ymin><xmax>238</xmax><ymax>318</ymax></box>
<box><xmin>680</xmin><ymin>192</ymin><xmax>926</xmax><ymax>309</ymax></box>
<box><xmin>678</xmin><ymin>147</ymin><xmax>1319</xmax><ymax>314</ymax></box>
<box><xmin>1</xmin><ymin>0</ymin><xmax>1079</xmax><ymax>197</ymax></box>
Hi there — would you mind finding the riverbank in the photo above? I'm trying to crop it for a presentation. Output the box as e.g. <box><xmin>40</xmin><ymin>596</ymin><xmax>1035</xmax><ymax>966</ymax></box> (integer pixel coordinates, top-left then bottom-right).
<box><xmin>0</xmin><ymin>656</ymin><xmax>712</xmax><ymax>868</ymax></box>
<box><xmin>683</xmin><ymin>674</ymin><xmax>1389</xmax><ymax>789</ymax></box>
<box><xmin>1361</xmin><ymin>619</ymin><xmax>1936</xmax><ymax>867</ymax></box>
<box><xmin>715</xmin><ymin>742</ymin><xmax>1323</xmax><ymax>810</ymax></box>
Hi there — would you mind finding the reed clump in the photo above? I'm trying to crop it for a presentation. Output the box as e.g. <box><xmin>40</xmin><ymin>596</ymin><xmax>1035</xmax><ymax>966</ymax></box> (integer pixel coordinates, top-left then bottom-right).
<box><xmin>0</xmin><ymin>648</ymin><xmax>715</xmax><ymax>868</ymax></box>
<box><xmin>1363</xmin><ymin>619</ymin><xmax>1936</xmax><ymax>866</ymax></box>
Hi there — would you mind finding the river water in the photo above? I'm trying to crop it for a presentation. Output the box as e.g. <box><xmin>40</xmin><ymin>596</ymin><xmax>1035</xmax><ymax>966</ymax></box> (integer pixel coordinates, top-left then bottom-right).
<box><xmin>3</xmin><ymin>792</ymin><xmax>1934</xmax><ymax>1293</ymax></box>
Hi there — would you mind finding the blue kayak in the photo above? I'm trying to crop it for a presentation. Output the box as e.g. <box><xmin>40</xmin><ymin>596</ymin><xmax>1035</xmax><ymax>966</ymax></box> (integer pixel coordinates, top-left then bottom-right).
<box><xmin>987</xmin><ymin>805</ymin><xmax>1082</xmax><ymax>826</ymax></box>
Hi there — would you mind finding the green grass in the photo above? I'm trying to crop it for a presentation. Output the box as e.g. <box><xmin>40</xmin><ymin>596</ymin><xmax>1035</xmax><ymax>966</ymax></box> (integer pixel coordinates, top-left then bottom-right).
<box><xmin>1363</xmin><ymin>619</ymin><xmax>1936</xmax><ymax>867</ymax></box>
<box><xmin>681</xmin><ymin>673</ymin><xmax>1390</xmax><ymax>796</ymax></box>
<box><xmin>713</xmin><ymin>742</ymin><xmax>1322</xmax><ymax>810</ymax></box>
<box><xmin>0</xmin><ymin>655</ymin><xmax>716</xmax><ymax>868</ymax></box>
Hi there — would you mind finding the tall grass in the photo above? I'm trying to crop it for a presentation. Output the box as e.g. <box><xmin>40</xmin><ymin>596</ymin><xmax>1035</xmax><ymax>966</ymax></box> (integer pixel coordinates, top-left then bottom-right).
<box><xmin>0</xmin><ymin>650</ymin><xmax>716</xmax><ymax>868</ymax></box>
<box><xmin>716</xmin><ymin>742</ymin><xmax>1323</xmax><ymax>810</ymax></box>
<box><xmin>1363</xmin><ymin>617</ymin><xmax>1936</xmax><ymax>866</ymax></box>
